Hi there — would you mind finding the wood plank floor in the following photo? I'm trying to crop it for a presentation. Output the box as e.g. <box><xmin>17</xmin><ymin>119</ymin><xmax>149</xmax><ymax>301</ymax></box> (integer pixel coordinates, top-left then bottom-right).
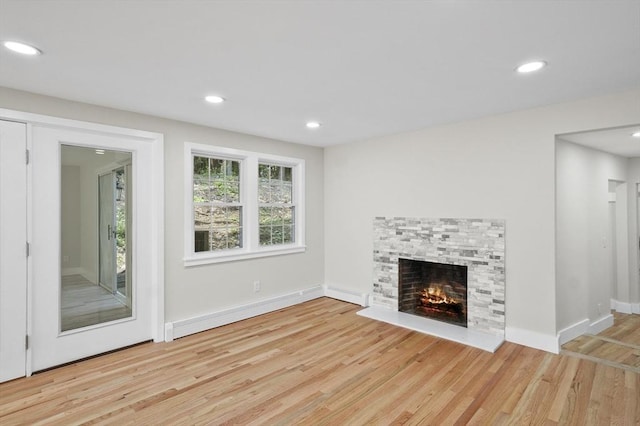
<box><xmin>1</xmin><ymin>298</ymin><xmax>638</xmax><ymax>425</ymax></box>
<box><xmin>561</xmin><ymin>312</ymin><xmax>640</xmax><ymax>372</ymax></box>
<box><xmin>61</xmin><ymin>275</ymin><xmax>131</xmax><ymax>331</ymax></box>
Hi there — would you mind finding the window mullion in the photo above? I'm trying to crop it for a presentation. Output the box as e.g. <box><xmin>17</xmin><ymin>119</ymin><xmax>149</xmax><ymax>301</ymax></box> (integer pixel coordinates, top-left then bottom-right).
<box><xmin>244</xmin><ymin>156</ymin><xmax>258</xmax><ymax>251</ymax></box>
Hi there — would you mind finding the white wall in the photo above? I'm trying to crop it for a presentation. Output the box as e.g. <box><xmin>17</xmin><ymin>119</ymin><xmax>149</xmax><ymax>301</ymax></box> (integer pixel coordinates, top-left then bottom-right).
<box><xmin>555</xmin><ymin>140</ymin><xmax>627</xmax><ymax>331</ymax></box>
<box><xmin>61</xmin><ymin>166</ymin><xmax>81</xmax><ymax>271</ymax></box>
<box><xmin>0</xmin><ymin>86</ymin><xmax>324</xmax><ymax>324</ymax></box>
<box><xmin>324</xmin><ymin>89</ymin><xmax>640</xmax><ymax>351</ymax></box>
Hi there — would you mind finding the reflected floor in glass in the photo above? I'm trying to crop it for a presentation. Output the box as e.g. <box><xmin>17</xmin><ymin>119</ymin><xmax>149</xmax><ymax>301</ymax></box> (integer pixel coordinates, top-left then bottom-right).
<box><xmin>61</xmin><ymin>275</ymin><xmax>131</xmax><ymax>331</ymax></box>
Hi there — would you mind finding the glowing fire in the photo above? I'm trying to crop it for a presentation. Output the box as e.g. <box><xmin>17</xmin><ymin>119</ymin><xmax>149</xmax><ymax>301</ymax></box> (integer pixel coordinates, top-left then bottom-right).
<box><xmin>420</xmin><ymin>285</ymin><xmax>459</xmax><ymax>305</ymax></box>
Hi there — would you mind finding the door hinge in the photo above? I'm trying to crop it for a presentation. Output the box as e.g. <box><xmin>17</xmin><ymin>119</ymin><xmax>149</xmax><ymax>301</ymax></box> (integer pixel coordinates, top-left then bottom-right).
<box><xmin>26</xmin><ymin>242</ymin><xmax>30</xmax><ymax>257</ymax></box>
<box><xmin>26</xmin><ymin>149</ymin><xmax>30</xmax><ymax>165</ymax></box>
<box><xmin>25</xmin><ymin>335</ymin><xmax>29</xmax><ymax>350</ymax></box>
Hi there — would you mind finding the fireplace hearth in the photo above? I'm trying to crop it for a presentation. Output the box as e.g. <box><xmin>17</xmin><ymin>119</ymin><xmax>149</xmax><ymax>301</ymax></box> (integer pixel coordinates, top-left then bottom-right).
<box><xmin>399</xmin><ymin>259</ymin><xmax>467</xmax><ymax>327</ymax></box>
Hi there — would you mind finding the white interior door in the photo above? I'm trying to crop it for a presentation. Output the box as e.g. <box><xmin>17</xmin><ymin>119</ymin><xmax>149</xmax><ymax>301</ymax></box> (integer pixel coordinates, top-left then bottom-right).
<box><xmin>98</xmin><ymin>172</ymin><xmax>117</xmax><ymax>293</ymax></box>
<box><xmin>30</xmin><ymin>125</ymin><xmax>156</xmax><ymax>372</ymax></box>
<box><xmin>0</xmin><ymin>120</ymin><xmax>28</xmax><ymax>382</ymax></box>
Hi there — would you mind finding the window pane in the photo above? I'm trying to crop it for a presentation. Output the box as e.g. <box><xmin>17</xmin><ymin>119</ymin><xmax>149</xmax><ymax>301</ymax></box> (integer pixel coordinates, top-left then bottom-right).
<box><xmin>210</xmin><ymin>180</ymin><xmax>225</xmax><ymax>202</ymax></box>
<box><xmin>258</xmin><ymin>164</ymin><xmax>270</xmax><ymax>179</ymax></box>
<box><xmin>194</xmin><ymin>205</ymin><xmax>212</xmax><ymax>230</ymax></box>
<box><xmin>194</xmin><ymin>230</ymin><xmax>210</xmax><ymax>252</ymax></box>
<box><xmin>193</xmin><ymin>177</ymin><xmax>209</xmax><ymax>203</ymax></box>
<box><xmin>230</xmin><ymin>160</ymin><xmax>240</xmax><ymax>178</ymax></box>
<box><xmin>210</xmin><ymin>158</ymin><xmax>224</xmax><ymax>178</ymax></box>
<box><xmin>270</xmin><ymin>165</ymin><xmax>280</xmax><ymax>180</ymax></box>
<box><xmin>273</xmin><ymin>207</ymin><xmax>285</xmax><ymax>225</ymax></box>
<box><xmin>282</xmin><ymin>183</ymin><xmax>292</xmax><ymax>203</ymax></box>
<box><xmin>194</xmin><ymin>156</ymin><xmax>209</xmax><ymax>179</ymax></box>
<box><xmin>283</xmin><ymin>225</ymin><xmax>294</xmax><ymax>243</ymax></box>
<box><xmin>226</xmin><ymin>206</ymin><xmax>242</xmax><ymax>227</ymax></box>
<box><xmin>273</xmin><ymin>226</ymin><xmax>284</xmax><ymax>244</ymax></box>
<box><xmin>270</xmin><ymin>183</ymin><xmax>284</xmax><ymax>203</ymax></box>
<box><xmin>227</xmin><ymin>226</ymin><xmax>242</xmax><ymax>249</ymax></box>
<box><xmin>258</xmin><ymin>180</ymin><xmax>270</xmax><ymax>203</ymax></box>
<box><xmin>210</xmin><ymin>228</ymin><xmax>227</xmax><ymax>251</ymax></box>
<box><xmin>225</xmin><ymin>179</ymin><xmax>240</xmax><ymax>203</ymax></box>
<box><xmin>259</xmin><ymin>206</ymin><xmax>273</xmax><ymax>225</ymax></box>
<box><xmin>259</xmin><ymin>226</ymin><xmax>272</xmax><ymax>245</ymax></box>
<box><xmin>283</xmin><ymin>167</ymin><xmax>292</xmax><ymax>182</ymax></box>
<box><xmin>283</xmin><ymin>207</ymin><xmax>294</xmax><ymax>225</ymax></box>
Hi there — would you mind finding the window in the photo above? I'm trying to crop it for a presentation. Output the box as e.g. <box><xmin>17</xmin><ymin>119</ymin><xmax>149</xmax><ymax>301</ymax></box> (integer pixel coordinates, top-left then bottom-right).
<box><xmin>258</xmin><ymin>163</ymin><xmax>294</xmax><ymax>246</ymax></box>
<box><xmin>185</xmin><ymin>143</ymin><xmax>305</xmax><ymax>265</ymax></box>
<box><xmin>193</xmin><ymin>156</ymin><xmax>242</xmax><ymax>252</ymax></box>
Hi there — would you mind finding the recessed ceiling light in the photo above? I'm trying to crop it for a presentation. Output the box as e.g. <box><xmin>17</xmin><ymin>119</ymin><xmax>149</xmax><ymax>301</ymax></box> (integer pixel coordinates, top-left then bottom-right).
<box><xmin>205</xmin><ymin>95</ymin><xmax>225</xmax><ymax>104</ymax></box>
<box><xmin>3</xmin><ymin>40</ymin><xmax>42</xmax><ymax>56</ymax></box>
<box><xmin>516</xmin><ymin>60</ymin><xmax>547</xmax><ymax>73</ymax></box>
<box><xmin>95</xmin><ymin>149</ymin><xmax>105</xmax><ymax>155</ymax></box>
<box><xmin>306</xmin><ymin>121</ymin><xmax>321</xmax><ymax>129</ymax></box>
<box><xmin>632</xmin><ymin>131</ymin><xmax>640</xmax><ymax>138</ymax></box>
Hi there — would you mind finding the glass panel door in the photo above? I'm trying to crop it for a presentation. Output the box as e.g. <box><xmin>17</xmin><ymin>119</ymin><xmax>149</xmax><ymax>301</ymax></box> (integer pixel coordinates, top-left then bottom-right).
<box><xmin>61</xmin><ymin>145</ymin><xmax>132</xmax><ymax>332</ymax></box>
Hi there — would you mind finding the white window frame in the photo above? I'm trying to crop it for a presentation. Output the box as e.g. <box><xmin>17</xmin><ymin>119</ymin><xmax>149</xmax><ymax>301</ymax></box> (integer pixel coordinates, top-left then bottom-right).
<box><xmin>184</xmin><ymin>143</ymin><xmax>305</xmax><ymax>266</ymax></box>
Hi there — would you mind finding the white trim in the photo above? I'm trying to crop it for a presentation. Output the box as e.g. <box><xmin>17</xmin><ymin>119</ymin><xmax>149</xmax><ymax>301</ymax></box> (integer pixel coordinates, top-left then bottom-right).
<box><xmin>505</xmin><ymin>326</ymin><xmax>559</xmax><ymax>354</ymax></box>
<box><xmin>0</xmin><ymin>108</ymin><xmax>161</xmax><ymax>140</ymax></box>
<box><xmin>0</xmin><ymin>108</ymin><xmax>165</xmax><ymax>363</ymax></box>
<box><xmin>589</xmin><ymin>314</ymin><xmax>614</xmax><ymax>335</ymax></box>
<box><xmin>184</xmin><ymin>245</ymin><xmax>306</xmax><ymax>266</ymax></box>
<box><xmin>610</xmin><ymin>298</ymin><xmax>640</xmax><ymax>314</ymax></box>
<box><xmin>166</xmin><ymin>286</ymin><xmax>324</xmax><ymax>341</ymax></box>
<box><xmin>26</xmin><ymin>123</ymin><xmax>33</xmax><ymax>377</ymax></box>
<box><xmin>557</xmin><ymin>318</ymin><xmax>589</xmax><ymax>345</ymax></box>
<box><xmin>183</xmin><ymin>142</ymin><xmax>305</xmax><ymax>265</ymax></box>
<box><xmin>323</xmin><ymin>284</ymin><xmax>370</xmax><ymax>306</ymax></box>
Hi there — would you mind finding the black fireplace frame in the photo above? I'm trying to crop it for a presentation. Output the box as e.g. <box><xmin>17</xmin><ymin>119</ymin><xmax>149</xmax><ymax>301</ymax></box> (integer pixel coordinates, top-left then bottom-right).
<box><xmin>398</xmin><ymin>258</ymin><xmax>468</xmax><ymax>327</ymax></box>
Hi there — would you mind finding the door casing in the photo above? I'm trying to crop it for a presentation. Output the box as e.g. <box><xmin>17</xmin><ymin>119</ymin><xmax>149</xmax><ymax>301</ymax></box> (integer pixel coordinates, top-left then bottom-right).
<box><xmin>0</xmin><ymin>120</ymin><xmax>28</xmax><ymax>382</ymax></box>
<box><xmin>0</xmin><ymin>108</ymin><xmax>164</xmax><ymax>377</ymax></box>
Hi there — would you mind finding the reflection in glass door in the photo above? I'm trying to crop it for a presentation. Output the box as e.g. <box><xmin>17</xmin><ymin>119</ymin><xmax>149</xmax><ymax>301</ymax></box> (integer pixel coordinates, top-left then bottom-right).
<box><xmin>99</xmin><ymin>172</ymin><xmax>116</xmax><ymax>294</ymax></box>
<box><xmin>61</xmin><ymin>145</ymin><xmax>132</xmax><ymax>332</ymax></box>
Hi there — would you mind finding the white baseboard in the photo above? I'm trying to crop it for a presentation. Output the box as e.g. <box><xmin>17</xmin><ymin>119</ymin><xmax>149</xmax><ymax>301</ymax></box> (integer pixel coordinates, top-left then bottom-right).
<box><xmin>62</xmin><ymin>267</ymin><xmax>86</xmax><ymax>277</ymax></box>
<box><xmin>62</xmin><ymin>267</ymin><xmax>95</xmax><ymax>284</ymax></box>
<box><xmin>589</xmin><ymin>314</ymin><xmax>614</xmax><ymax>335</ymax></box>
<box><xmin>323</xmin><ymin>284</ymin><xmax>369</xmax><ymax>306</ymax></box>
<box><xmin>611</xmin><ymin>299</ymin><xmax>640</xmax><ymax>314</ymax></box>
<box><xmin>166</xmin><ymin>285</ymin><xmax>324</xmax><ymax>341</ymax></box>
<box><xmin>557</xmin><ymin>318</ymin><xmax>589</xmax><ymax>346</ymax></box>
<box><xmin>505</xmin><ymin>326</ymin><xmax>559</xmax><ymax>354</ymax></box>
<box><xmin>556</xmin><ymin>314</ymin><xmax>614</xmax><ymax>348</ymax></box>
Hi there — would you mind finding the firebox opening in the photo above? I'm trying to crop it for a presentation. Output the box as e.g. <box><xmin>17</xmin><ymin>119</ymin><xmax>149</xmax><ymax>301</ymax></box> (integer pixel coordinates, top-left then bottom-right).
<box><xmin>398</xmin><ymin>258</ymin><xmax>468</xmax><ymax>327</ymax></box>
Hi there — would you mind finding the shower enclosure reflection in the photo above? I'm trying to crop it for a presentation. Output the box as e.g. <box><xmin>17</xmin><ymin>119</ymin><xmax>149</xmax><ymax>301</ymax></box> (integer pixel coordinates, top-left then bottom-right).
<box><xmin>61</xmin><ymin>145</ymin><xmax>133</xmax><ymax>331</ymax></box>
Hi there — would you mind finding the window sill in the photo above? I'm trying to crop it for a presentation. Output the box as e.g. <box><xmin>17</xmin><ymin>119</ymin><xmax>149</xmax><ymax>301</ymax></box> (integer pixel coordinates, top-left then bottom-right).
<box><xmin>184</xmin><ymin>245</ymin><xmax>306</xmax><ymax>267</ymax></box>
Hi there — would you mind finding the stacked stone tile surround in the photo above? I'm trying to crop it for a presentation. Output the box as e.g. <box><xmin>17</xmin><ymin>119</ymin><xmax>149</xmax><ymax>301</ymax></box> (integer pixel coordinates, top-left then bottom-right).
<box><xmin>373</xmin><ymin>217</ymin><xmax>505</xmax><ymax>336</ymax></box>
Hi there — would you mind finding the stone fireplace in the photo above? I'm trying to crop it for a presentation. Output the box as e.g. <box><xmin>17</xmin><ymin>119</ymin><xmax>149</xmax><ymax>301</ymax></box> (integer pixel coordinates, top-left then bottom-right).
<box><xmin>359</xmin><ymin>217</ymin><xmax>506</xmax><ymax>351</ymax></box>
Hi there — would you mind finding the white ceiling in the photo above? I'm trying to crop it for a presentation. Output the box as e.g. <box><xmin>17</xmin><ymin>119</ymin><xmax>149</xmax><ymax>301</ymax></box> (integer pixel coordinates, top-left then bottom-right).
<box><xmin>0</xmin><ymin>0</ymin><xmax>639</xmax><ymax>147</ymax></box>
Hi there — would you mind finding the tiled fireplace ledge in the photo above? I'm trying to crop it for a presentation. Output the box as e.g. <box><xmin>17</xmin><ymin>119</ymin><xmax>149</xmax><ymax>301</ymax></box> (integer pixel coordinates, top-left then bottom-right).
<box><xmin>357</xmin><ymin>306</ymin><xmax>504</xmax><ymax>352</ymax></box>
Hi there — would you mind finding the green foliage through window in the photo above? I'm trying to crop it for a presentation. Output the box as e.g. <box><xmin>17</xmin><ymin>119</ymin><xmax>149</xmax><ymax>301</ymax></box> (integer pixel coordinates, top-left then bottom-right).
<box><xmin>258</xmin><ymin>163</ymin><xmax>294</xmax><ymax>246</ymax></box>
<box><xmin>193</xmin><ymin>156</ymin><xmax>243</xmax><ymax>252</ymax></box>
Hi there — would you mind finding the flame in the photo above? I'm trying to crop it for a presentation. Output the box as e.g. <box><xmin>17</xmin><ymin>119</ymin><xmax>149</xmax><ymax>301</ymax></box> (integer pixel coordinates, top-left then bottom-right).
<box><xmin>420</xmin><ymin>285</ymin><xmax>458</xmax><ymax>305</ymax></box>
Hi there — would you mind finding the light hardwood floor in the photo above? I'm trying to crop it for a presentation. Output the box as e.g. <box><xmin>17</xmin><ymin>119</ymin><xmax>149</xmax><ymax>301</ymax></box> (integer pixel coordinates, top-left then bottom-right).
<box><xmin>1</xmin><ymin>298</ymin><xmax>638</xmax><ymax>425</ymax></box>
